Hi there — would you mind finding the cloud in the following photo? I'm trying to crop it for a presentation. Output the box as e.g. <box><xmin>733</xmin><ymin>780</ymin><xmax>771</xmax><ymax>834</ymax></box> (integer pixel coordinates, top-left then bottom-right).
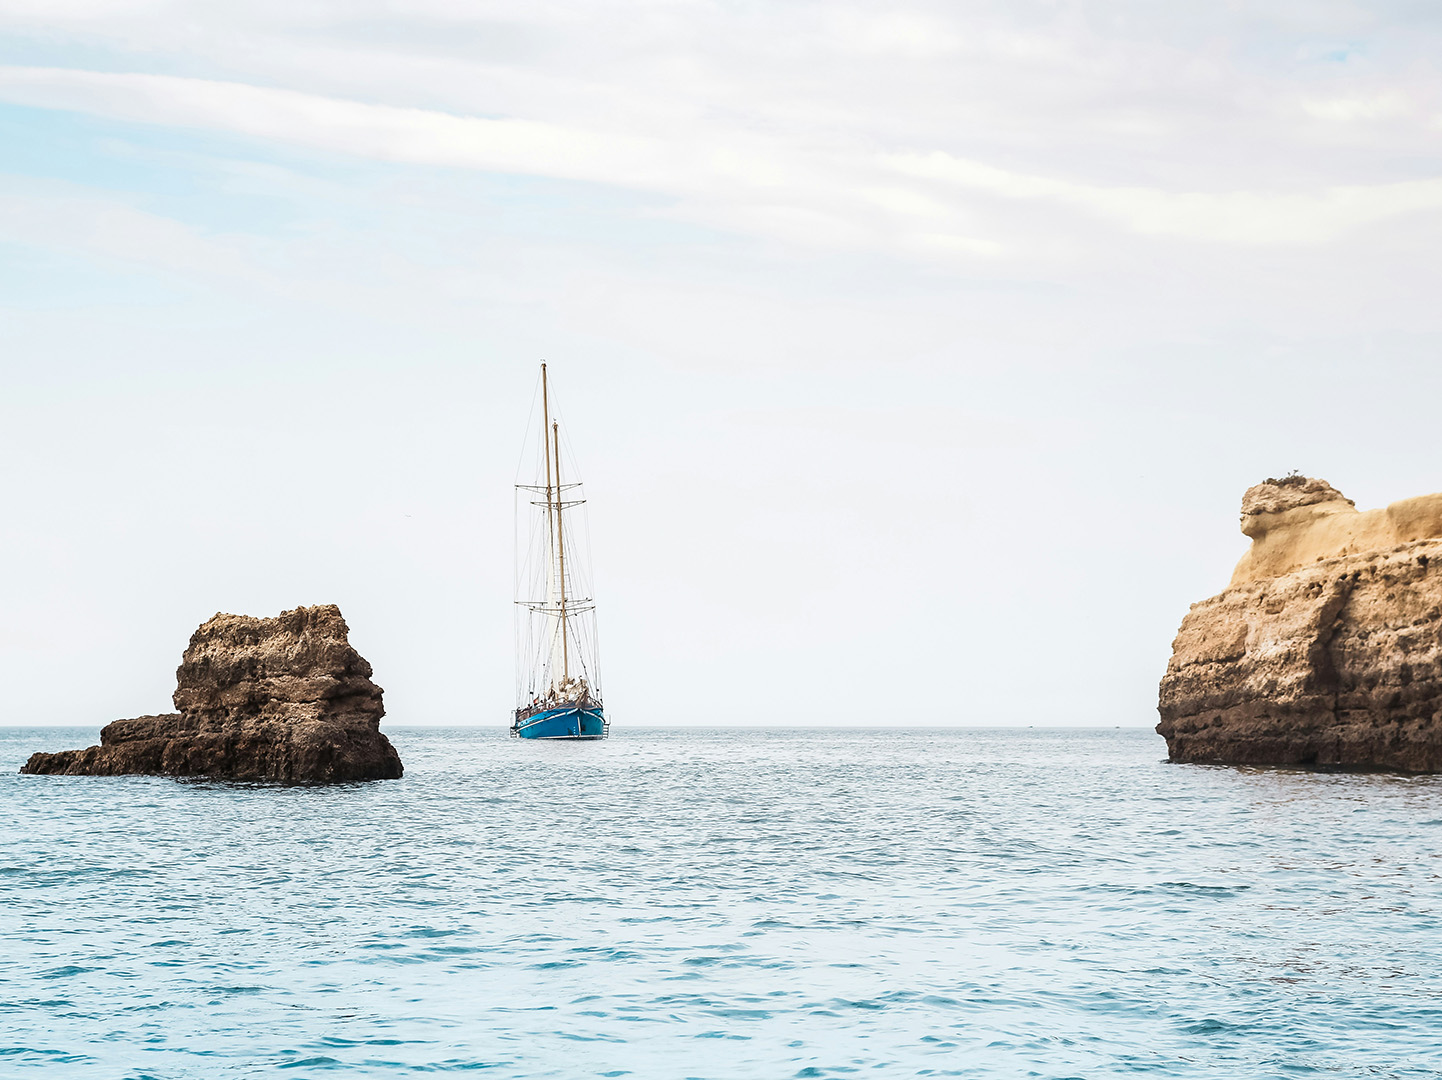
<box><xmin>0</xmin><ymin>175</ymin><xmax>248</xmax><ymax>278</ymax></box>
<box><xmin>2</xmin><ymin>59</ymin><xmax>1442</xmax><ymax>261</ymax></box>
<box><xmin>1300</xmin><ymin>91</ymin><xmax>1412</xmax><ymax>122</ymax></box>
<box><xmin>0</xmin><ymin>64</ymin><xmax>1003</xmax><ymax>257</ymax></box>
<box><xmin>0</xmin><ymin>66</ymin><xmax>657</xmax><ymax>183</ymax></box>
<box><xmin>885</xmin><ymin>151</ymin><xmax>1442</xmax><ymax>246</ymax></box>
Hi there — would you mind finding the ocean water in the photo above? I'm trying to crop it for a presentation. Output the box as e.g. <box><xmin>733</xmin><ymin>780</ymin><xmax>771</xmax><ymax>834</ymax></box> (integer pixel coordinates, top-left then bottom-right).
<box><xmin>3</xmin><ymin>726</ymin><xmax>1441</xmax><ymax>1079</ymax></box>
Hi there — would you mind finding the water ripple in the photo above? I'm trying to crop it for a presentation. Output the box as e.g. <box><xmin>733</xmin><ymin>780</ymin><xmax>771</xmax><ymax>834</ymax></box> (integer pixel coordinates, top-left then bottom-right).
<box><xmin>4</xmin><ymin>726</ymin><xmax>1442</xmax><ymax>1077</ymax></box>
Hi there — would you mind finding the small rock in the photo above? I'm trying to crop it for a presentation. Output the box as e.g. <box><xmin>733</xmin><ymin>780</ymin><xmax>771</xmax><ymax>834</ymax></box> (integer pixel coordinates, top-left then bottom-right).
<box><xmin>1240</xmin><ymin>475</ymin><xmax>1353</xmax><ymax>522</ymax></box>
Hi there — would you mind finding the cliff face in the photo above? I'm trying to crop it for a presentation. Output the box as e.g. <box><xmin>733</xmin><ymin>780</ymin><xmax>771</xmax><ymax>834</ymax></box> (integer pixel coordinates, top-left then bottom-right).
<box><xmin>1158</xmin><ymin>478</ymin><xmax>1442</xmax><ymax>771</ymax></box>
<box><xmin>22</xmin><ymin>605</ymin><xmax>402</xmax><ymax>783</ymax></box>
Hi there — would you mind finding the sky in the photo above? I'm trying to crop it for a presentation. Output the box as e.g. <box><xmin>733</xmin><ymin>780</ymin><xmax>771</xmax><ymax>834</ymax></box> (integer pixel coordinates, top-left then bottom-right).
<box><xmin>3</xmin><ymin>1</ymin><xmax>1442</xmax><ymax>729</ymax></box>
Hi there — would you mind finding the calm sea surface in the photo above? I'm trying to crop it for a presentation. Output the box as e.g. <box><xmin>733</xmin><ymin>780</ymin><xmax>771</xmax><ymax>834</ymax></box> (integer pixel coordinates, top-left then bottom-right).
<box><xmin>3</xmin><ymin>726</ymin><xmax>1442</xmax><ymax>1079</ymax></box>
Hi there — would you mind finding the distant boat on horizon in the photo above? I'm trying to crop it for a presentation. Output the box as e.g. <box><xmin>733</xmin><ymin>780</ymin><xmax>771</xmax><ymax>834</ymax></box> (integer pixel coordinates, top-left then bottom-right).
<box><xmin>510</xmin><ymin>363</ymin><xmax>608</xmax><ymax>740</ymax></box>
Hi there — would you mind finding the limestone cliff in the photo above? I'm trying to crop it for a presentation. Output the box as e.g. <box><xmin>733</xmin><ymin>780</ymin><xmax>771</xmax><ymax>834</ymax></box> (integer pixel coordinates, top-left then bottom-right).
<box><xmin>1231</xmin><ymin>474</ymin><xmax>1442</xmax><ymax>585</ymax></box>
<box><xmin>22</xmin><ymin>605</ymin><xmax>403</xmax><ymax>783</ymax></box>
<box><xmin>1158</xmin><ymin>478</ymin><xmax>1442</xmax><ymax>771</ymax></box>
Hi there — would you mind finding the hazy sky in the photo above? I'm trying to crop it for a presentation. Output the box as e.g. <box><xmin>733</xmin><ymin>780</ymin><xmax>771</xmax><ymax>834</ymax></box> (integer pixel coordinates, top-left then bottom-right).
<box><xmin>3</xmin><ymin>1</ymin><xmax>1442</xmax><ymax>728</ymax></box>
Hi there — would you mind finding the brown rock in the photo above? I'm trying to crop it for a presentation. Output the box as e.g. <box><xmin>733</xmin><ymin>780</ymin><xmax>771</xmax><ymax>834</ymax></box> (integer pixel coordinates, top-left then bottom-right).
<box><xmin>21</xmin><ymin>605</ymin><xmax>402</xmax><ymax>783</ymax></box>
<box><xmin>1158</xmin><ymin>478</ymin><xmax>1442</xmax><ymax>771</ymax></box>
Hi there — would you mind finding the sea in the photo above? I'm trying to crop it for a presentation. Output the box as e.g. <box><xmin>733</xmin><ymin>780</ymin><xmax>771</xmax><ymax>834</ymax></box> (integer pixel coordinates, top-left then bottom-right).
<box><xmin>3</xmin><ymin>726</ymin><xmax>1441</xmax><ymax>1079</ymax></box>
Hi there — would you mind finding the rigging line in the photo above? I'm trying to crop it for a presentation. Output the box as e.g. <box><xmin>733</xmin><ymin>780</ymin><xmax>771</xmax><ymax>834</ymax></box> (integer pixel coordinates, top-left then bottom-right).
<box><xmin>555</xmin><ymin>412</ymin><xmax>587</xmax><ymax>486</ymax></box>
<box><xmin>582</xmin><ymin>490</ymin><xmax>596</xmax><ymax>607</ymax></box>
<box><xmin>590</xmin><ymin>610</ymin><xmax>602</xmax><ymax>696</ymax></box>
<box><xmin>513</xmin><ymin>365</ymin><xmax>545</xmax><ymax>704</ymax></box>
<box><xmin>554</xmin><ymin>418</ymin><xmax>570</xmax><ymax>683</ymax></box>
<box><xmin>544</xmin><ymin>374</ymin><xmax>590</xmax><ymax>476</ymax></box>
<box><xmin>512</xmin><ymin>365</ymin><xmax>544</xmax><ymax>486</ymax></box>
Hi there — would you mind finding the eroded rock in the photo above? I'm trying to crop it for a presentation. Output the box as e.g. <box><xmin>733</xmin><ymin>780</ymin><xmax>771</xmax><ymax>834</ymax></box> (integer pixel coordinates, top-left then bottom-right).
<box><xmin>1231</xmin><ymin>476</ymin><xmax>1442</xmax><ymax>585</ymax></box>
<box><xmin>22</xmin><ymin>605</ymin><xmax>402</xmax><ymax>783</ymax></box>
<box><xmin>1158</xmin><ymin>478</ymin><xmax>1442</xmax><ymax>771</ymax></box>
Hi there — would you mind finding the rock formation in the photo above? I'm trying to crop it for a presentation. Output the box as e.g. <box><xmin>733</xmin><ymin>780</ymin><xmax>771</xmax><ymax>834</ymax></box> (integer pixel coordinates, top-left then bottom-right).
<box><xmin>22</xmin><ymin>605</ymin><xmax>402</xmax><ymax>783</ymax></box>
<box><xmin>1158</xmin><ymin>476</ymin><xmax>1442</xmax><ymax>771</ymax></box>
<box><xmin>1231</xmin><ymin>475</ymin><xmax>1442</xmax><ymax>585</ymax></box>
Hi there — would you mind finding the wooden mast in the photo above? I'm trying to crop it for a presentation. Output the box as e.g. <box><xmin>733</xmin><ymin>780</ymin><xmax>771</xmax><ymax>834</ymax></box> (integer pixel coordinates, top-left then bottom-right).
<box><xmin>541</xmin><ymin>364</ymin><xmax>558</xmax><ymax>695</ymax></box>
<box><xmin>541</xmin><ymin>364</ymin><xmax>556</xmax><ymax>583</ymax></box>
<box><xmin>554</xmin><ymin>419</ymin><xmax>569</xmax><ymax>683</ymax></box>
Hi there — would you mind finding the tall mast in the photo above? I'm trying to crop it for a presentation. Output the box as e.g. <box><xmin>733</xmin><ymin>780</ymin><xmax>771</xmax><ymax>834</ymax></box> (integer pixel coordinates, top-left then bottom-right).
<box><xmin>540</xmin><ymin>363</ymin><xmax>561</xmax><ymax>695</ymax></box>
<box><xmin>541</xmin><ymin>361</ymin><xmax>556</xmax><ymax>626</ymax></box>
<box><xmin>554</xmin><ymin>419</ymin><xmax>569</xmax><ymax>682</ymax></box>
<box><xmin>541</xmin><ymin>361</ymin><xmax>555</xmax><ymax>533</ymax></box>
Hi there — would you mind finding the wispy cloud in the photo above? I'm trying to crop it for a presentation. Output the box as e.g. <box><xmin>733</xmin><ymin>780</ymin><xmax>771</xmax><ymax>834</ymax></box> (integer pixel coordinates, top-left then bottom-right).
<box><xmin>1299</xmin><ymin>91</ymin><xmax>1413</xmax><ymax>122</ymax></box>
<box><xmin>0</xmin><ymin>65</ymin><xmax>1000</xmax><ymax>258</ymax></box>
<box><xmin>3</xmin><ymin>60</ymin><xmax>1440</xmax><ymax>264</ymax></box>
<box><xmin>886</xmin><ymin>151</ymin><xmax>1442</xmax><ymax>246</ymax></box>
<box><xmin>0</xmin><ymin>67</ymin><xmax>648</xmax><ymax>181</ymax></box>
<box><xmin>0</xmin><ymin>174</ymin><xmax>248</xmax><ymax>278</ymax></box>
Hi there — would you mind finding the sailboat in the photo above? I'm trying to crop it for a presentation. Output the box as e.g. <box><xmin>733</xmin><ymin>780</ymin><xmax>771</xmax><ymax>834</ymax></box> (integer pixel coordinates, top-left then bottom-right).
<box><xmin>511</xmin><ymin>363</ymin><xmax>608</xmax><ymax>740</ymax></box>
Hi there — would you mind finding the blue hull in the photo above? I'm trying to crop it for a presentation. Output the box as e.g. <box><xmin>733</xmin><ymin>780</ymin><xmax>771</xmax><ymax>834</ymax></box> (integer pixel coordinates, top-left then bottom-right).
<box><xmin>513</xmin><ymin>705</ymin><xmax>607</xmax><ymax>740</ymax></box>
